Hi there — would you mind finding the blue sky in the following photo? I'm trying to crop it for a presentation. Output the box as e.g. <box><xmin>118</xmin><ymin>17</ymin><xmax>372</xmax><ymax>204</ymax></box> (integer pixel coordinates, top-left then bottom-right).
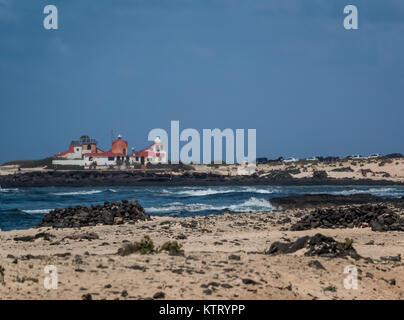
<box><xmin>0</xmin><ymin>0</ymin><xmax>403</xmax><ymax>163</ymax></box>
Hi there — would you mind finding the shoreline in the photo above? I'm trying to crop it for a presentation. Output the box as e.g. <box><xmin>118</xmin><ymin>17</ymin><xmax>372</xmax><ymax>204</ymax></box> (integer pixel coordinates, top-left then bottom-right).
<box><xmin>1</xmin><ymin>170</ymin><xmax>404</xmax><ymax>188</ymax></box>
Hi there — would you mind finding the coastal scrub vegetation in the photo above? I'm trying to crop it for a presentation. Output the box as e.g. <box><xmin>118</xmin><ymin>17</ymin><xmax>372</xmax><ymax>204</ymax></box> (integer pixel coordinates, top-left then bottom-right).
<box><xmin>118</xmin><ymin>235</ymin><xmax>156</xmax><ymax>256</ymax></box>
<box><xmin>2</xmin><ymin>157</ymin><xmax>53</xmax><ymax>168</ymax></box>
<box><xmin>159</xmin><ymin>241</ymin><xmax>184</xmax><ymax>255</ymax></box>
<box><xmin>117</xmin><ymin>237</ymin><xmax>184</xmax><ymax>256</ymax></box>
<box><xmin>337</xmin><ymin>238</ymin><xmax>356</xmax><ymax>255</ymax></box>
<box><xmin>45</xmin><ymin>165</ymin><xmax>84</xmax><ymax>170</ymax></box>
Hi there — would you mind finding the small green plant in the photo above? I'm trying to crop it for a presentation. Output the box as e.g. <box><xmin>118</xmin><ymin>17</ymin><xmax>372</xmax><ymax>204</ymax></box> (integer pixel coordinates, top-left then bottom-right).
<box><xmin>338</xmin><ymin>238</ymin><xmax>355</xmax><ymax>253</ymax></box>
<box><xmin>159</xmin><ymin>241</ymin><xmax>184</xmax><ymax>255</ymax></box>
<box><xmin>118</xmin><ymin>235</ymin><xmax>156</xmax><ymax>256</ymax></box>
<box><xmin>323</xmin><ymin>285</ymin><xmax>337</xmax><ymax>292</ymax></box>
<box><xmin>135</xmin><ymin>235</ymin><xmax>156</xmax><ymax>254</ymax></box>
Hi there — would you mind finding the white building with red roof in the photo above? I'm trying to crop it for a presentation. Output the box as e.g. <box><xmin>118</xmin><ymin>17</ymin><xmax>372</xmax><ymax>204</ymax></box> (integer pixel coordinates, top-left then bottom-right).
<box><xmin>52</xmin><ymin>135</ymin><xmax>167</xmax><ymax>168</ymax></box>
<box><xmin>132</xmin><ymin>137</ymin><xmax>167</xmax><ymax>165</ymax></box>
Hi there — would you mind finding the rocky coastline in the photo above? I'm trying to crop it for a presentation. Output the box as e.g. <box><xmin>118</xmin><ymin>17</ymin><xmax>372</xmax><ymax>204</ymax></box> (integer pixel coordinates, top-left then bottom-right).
<box><xmin>1</xmin><ymin>170</ymin><xmax>404</xmax><ymax>188</ymax></box>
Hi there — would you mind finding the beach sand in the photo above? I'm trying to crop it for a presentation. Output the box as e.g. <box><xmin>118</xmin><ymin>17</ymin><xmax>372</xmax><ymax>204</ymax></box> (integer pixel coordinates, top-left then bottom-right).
<box><xmin>192</xmin><ymin>158</ymin><xmax>404</xmax><ymax>182</ymax></box>
<box><xmin>1</xmin><ymin>209</ymin><xmax>403</xmax><ymax>300</ymax></box>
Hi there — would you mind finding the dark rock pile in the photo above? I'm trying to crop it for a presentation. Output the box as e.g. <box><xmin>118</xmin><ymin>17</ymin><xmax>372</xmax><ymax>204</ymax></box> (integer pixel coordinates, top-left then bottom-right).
<box><xmin>14</xmin><ymin>232</ymin><xmax>55</xmax><ymax>242</ymax></box>
<box><xmin>331</xmin><ymin>167</ymin><xmax>354</xmax><ymax>172</ymax></box>
<box><xmin>270</xmin><ymin>194</ymin><xmax>383</xmax><ymax>209</ymax></box>
<box><xmin>286</xmin><ymin>168</ymin><xmax>301</xmax><ymax>175</ymax></box>
<box><xmin>266</xmin><ymin>233</ymin><xmax>361</xmax><ymax>259</ymax></box>
<box><xmin>291</xmin><ymin>204</ymin><xmax>404</xmax><ymax>232</ymax></box>
<box><xmin>37</xmin><ymin>199</ymin><xmax>150</xmax><ymax>228</ymax></box>
<box><xmin>265</xmin><ymin>170</ymin><xmax>293</xmax><ymax>181</ymax></box>
<box><xmin>312</xmin><ymin>170</ymin><xmax>328</xmax><ymax>179</ymax></box>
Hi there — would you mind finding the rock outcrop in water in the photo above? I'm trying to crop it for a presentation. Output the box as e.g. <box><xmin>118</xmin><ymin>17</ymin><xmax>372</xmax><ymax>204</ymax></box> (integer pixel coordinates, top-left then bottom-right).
<box><xmin>269</xmin><ymin>194</ymin><xmax>384</xmax><ymax>209</ymax></box>
<box><xmin>37</xmin><ymin>199</ymin><xmax>150</xmax><ymax>228</ymax></box>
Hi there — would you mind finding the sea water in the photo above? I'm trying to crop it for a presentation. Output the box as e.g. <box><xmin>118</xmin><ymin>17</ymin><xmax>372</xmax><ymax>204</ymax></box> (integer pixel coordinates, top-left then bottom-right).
<box><xmin>1</xmin><ymin>185</ymin><xmax>404</xmax><ymax>231</ymax></box>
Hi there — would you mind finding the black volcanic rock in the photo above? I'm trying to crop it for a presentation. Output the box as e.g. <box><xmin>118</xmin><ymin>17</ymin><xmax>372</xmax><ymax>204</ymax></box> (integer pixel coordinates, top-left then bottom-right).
<box><xmin>266</xmin><ymin>236</ymin><xmax>309</xmax><ymax>254</ymax></box>
<box><xmin>266</xmin><ymin>233</ymin><xmax>361</xmax><ymax>259</ymax></box>
<box><xmin>0</xmin><ymin>170</ymin><xmax>403</xmax><ymax>187</ymax></box>
<box><xmin>269</xmin><ymin>194</ymin><xmax>383</xmax><ymax>209</ymax></box>
<box><xmin>265</xmin><ymin>170</ymin><xmax>293</xmax><ymax>181</ymax></box>
<box><xmin>291</xmin><ymin>204</ymin><xmax>404</xmax><ymax>232</ymax></box>
<box><xmin>331</xmin><ymin>167</ymin><xmax>354</xmax><ymax>172</ymax></box>
<box><xmin>384</xmin><ymin>153</ymin><xmax>403</xmax><ymax>159</ymax></box>
<box><xmin>37</xmin><ymin>199</ymin><xmax>150</xmax><ymax>228</ymax></box>
<box><xmin>312</xmin><ymin>170</ymin><xmax>328</xmax><ymax>179</ymax></box>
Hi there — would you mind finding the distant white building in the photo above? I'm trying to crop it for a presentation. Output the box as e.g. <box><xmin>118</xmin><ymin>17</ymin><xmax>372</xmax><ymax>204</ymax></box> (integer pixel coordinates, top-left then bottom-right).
<box><xmin>283</xmin><ymin>157</ymin><xmax>299</xmax><ymax>164</ymax></box>
<box><xmin>347</xmin><ymin>155</ymin><xmax>364</xmax><ymax>160</ymax></box>
<box><xmin>52</xmin><ymin>135</ymin><xmax>167</xmax><ymax>168</ymax></box>
<box><xmin>131</xmin><ymin>137</ymin><xmax>167</xmax><ymax>165</ymax></box>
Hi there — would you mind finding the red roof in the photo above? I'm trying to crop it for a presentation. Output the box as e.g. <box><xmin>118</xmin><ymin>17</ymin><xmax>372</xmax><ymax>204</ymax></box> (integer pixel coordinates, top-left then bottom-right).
<box><xmin>55</xmin><ymin>141</ymin><xmax>163</xmax><ymax>159</ymax></box>
<box><xmin>85</xmin><ymin>152</ymin><xmax>126</xmax><ymax>157</ymax></box>
<box><xmin>54</xmin><ymin>145</ymin><xmax>74</xmax><ymax>157</ymax></box>
<box><xmin>134</xmin><ymin>143</ymin><xmax>156</xmax><ymax>157</ymax></box>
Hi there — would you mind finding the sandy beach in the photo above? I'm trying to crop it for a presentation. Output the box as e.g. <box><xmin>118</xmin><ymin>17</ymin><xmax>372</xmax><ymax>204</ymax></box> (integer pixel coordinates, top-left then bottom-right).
<box><xmin>1</xmin><ymin>204</ymin><xmax>403</xmax><ymax>300</ymax></box>
<box><xmin>192</xmin><ymin>157</ymin><xmax>404</xmax><ymax>182</ymax></box>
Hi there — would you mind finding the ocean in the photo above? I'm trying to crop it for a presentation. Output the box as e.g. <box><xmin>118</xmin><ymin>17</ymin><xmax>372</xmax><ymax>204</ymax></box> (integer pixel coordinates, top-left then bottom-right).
<box><xmin>1</xmin><ymin>185</ymin><xmax>404</xmax><ymax>231</ymax></box>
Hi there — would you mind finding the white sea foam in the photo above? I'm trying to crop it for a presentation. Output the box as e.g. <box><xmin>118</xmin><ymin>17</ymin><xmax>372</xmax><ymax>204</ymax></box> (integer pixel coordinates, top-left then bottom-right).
<box><xmin>52</xmin><ymin>190</ymin><xmax>103</xmax><ymax>196</ymax></box>
<box><xmin>317</xmin><ymin>188</ymin><xmax>402</xmax><ymax>197</ymax></box>
<box><xmin>242</xmin><ymin>187</ymin><xmax>280</xmax><ymax>194</ymax></box>
<box><xmin>22</xmin><ymin>209</ymin><xmax>52</xmax><ymax>214</ymax></box>
<box><xmin>176</xmin><ymin>188</ymin><xmax>236</xmax><ymax>196</ymax></box>
<box><xmin>161</xmin><ymin>186</ymin><xmax>279</xmax><ymax>197</ymax></box>
<box><xmin>145</xmin><ymin>197</ymin><xmax>274</xmax><ymax>214</ymax></box>
<box><xmin>146</xmin><ymin>202</ymin><xmax>221</xmax><ymax>213</ymax></box>
<box><xmin>0</xmin><ymin>187</ymin><xmax>19</xmax><ymax>193</ymax></box>
<box><xmin>228</xmin><ymin>197</ymin><xmax>275</xmax><ymax>212</ymax></box>
<box><xmin>159</xmin><ymin>188</ymin><xmax>231</xmax><ymax>196</ymax></box>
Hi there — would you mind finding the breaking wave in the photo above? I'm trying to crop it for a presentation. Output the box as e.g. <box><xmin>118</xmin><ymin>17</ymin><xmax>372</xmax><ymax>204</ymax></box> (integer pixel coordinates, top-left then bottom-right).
<box><xmin>21</xmin><ymin>209</ymin><xmax>52</xmax><ymax>214</ymax></box>
<box><xmin>0</xmin><ymin>187</ymin><xmax>19</xmax><ymax>193</ymax></box>
<box><xmin>146</xmin><ymin>202</ymin><xmax>221</xmax><ymax>213</ymax></box>
<box><xmin>160</xmin><ymin>187</ymin><xmax>280</xmax><ymax>197</ymax></box>
<box><xmin>317</xmin><ymin>188</ymin><xmax>403</xmax><ymax>197</ymax></box>
<box><xmin>145</xmin><ymin>197</ymin><xmax>274</xmax><ymax>214</ymax></box>
<box><xmin>52</xmin><ymin>190</ymin><xmax>104</xmax><ymax>196</ymax></box>
<box><xmin>228</xmin><ymin>197</ymin><xmax>275</xmax><ymax>212</ymax></box>
<box><xmin>175</xmin><ymin>189</ymin><xmax>236</xmax><ymax>197</ymax></box>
